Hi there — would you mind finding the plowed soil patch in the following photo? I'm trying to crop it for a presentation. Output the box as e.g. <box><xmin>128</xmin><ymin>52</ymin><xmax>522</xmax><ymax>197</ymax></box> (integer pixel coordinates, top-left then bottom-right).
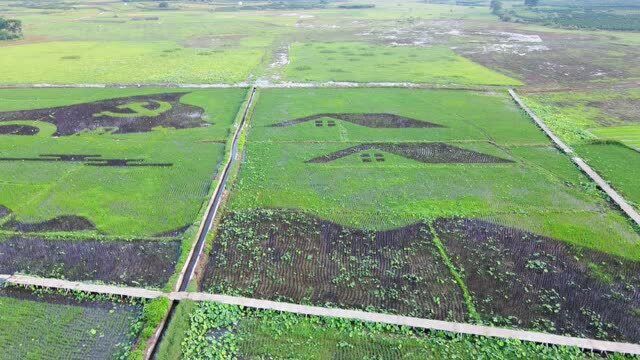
<box><xmin>201</xmin><ymin>209</ymin><xmax>467</xmax><ymax>320</ymax></box>
<box><xmin>272</xmin><ymin>113</ymin><xmax>442</xmax><ymax>128</ymax></box>
<box><xmin>434</xmin><ymin>218</ymin><xmax>640</xmax><ymax>342</ymax></box>
<box><xmin>0</xmin><ymin>237</ymin><xmax>181</xmax><ymax>287</ymax></box>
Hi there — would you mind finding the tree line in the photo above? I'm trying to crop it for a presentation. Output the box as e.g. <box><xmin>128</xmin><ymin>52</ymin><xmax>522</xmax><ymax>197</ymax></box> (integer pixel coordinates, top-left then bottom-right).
<box><xmin>0</xmin><ymin>17</ymin><xmax>22</xmax><ymax>40</ymax></box>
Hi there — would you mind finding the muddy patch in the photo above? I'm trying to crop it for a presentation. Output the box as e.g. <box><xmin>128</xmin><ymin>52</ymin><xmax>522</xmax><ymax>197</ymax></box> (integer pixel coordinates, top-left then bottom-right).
<box><xmin>434</xmin><ymin>218</ymin><xmax>640</xmax><ymax>342</ymax></box>
<box><xmin>0</xmin><ymin>124</ymin><xmax>39</xmax><ymax>135</ymax></box>
<box><xmin>0</xmin><ymin>92</ymin><xmax>207</xmax><ymax>136</ymax></box>
<box><xmin>588</xmin><ymin>99</ymin><xmax>640</xmax><ymax>125</ymax></box>
<box><xmin>0</xmin><ymin>237</ymin><xmax>181</xmax><ymax>287</ymax></box>
<box><xmin>0</xmin><ymin>154</ymin><xmax>172</xmax><ymax>167</ymax></box>
<box><xmin>201</xmin><ymin>209</ymin><xmax>467</xmax><ymax>320</ymax></box>
<box><xmin>306</xmin><ymin>142</ymin><xmax>513</xmax><ymax>164</ymax></box>
<box><xmin>272</xmin><ymin>113</ymin><xmax>442</xmax><ymax>128</ymax></box>
<box><xmin>0</xmin><ymin>205</ymin><xmax>10</xmax><ymax>219</ymax></box>
<box><xmin>3</xmin><ymin>215</ymin><xmax>96</xmax><ymax>232</ymax></box>
<box><xmin>154</xmin><ymin>224</ymin><xmax>191</xmax><ymax>238</ymax></box>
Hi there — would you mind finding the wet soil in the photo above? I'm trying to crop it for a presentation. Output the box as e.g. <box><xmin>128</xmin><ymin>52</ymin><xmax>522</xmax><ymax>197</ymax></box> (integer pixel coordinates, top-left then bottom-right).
<box><xmin>434</xmin><ymin>218</ymin><xmax>640</xmax><ymax>342</ymax></box>
<box><xmin>0</xmin><ymin>92</ymin><xmax>207</xmax><ymax>136</ymax></box>
<box><xmin>2</xmin><ymin>215</ymin><xmax>96</xmax><ymax>232</ymax></box>
<box><xmin>201</xmin><ymin>209</ymin><xmax>467</xmax><ymax>321</ymax></box>
<box><xmin>272</xmin><ymin>113</ymin><xmax>443</xmax><ymax>128</ymax></box>
<box><xmin>0</xmin><ymin>237</ymin><xmax>181</xmax><ymax>287</ymax></box>
<box><xmin>0</xmin><ymin>154</ymin><xmax>173</xmax><ymax>167</ymax></box>
<box><xmin>0</xmin><ymin>124</ymin><xmax>39</xmax><ymax>135</ymax></box>
<box><xmin>306</xmin><ymin>142</ymin><xmax>513</xmax><ymax>164</ymax></box>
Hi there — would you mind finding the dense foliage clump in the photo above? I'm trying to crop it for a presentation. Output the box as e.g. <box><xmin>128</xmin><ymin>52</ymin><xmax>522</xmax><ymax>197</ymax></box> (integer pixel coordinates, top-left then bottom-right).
<box><xmin>0</xmin><ymin>17</ymin><xmax>22</xmax><ymax>40</ymax></box>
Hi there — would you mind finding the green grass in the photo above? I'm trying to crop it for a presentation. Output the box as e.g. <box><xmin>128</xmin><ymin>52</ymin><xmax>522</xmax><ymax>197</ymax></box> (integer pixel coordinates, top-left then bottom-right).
<box><xmin>591</xmin><ymin>126</ymin><xmax>640</xmax><ymax>150</ymax></box>
<box><xmin>575</xmin><ymin>142</ymin><xmax>640</xmax><ymax>208</ymax></box>
<box><xmin>0</xmin><ymin>41</ymin><xmax>262</xmax><ymax>84</ymax></box>
<box><xmin>171</xmin><ymin>301</ymin><xmax>629</xmax><ymax>359</ymax></box>
<box><xmin>524</xmin><ymin>90</ymin><xmax>640</xmax><ymax>212</ymax></box>
<box><xmin>228</xmin><ymin>88</ymin><xmax>640</xmax><ymax>259</ymax></box>
<box><xmin>285</xmin><ymin>42</ymin><xmax>522</xmax><ymax>85</ymax></box>
<box><xmin>0</xmin><ymin>88</ymin><xmax>247</xmax><ymax>236</ymax></box>
<box><xmin>0</xmin><ymin>294</ymin><xmax>140</xmax><ymax>359</ymax></box>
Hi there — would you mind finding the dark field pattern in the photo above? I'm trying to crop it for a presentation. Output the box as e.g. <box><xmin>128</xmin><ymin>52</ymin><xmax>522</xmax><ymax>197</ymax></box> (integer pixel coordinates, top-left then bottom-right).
<box><xmin>201</xmin><ymin>209</ymin><xmax>467</xmax><ymax>320</ymax></box>
<box><xmin>306</xmin><ymin>142</ymin><xmax>513</xmax><ymax>164</ymax></box>
<box><xmin>0</xmin><ymin>205</ymin><xmax>9</xmax><ymax>219</ymax></box>
<box><xmin>0</xmin><ymin>154</ymin><xmax>173</xmax><ymax>167</ymax></box>
<box><xmin>434</xmin><ymin>218</ymin><xmax>640</xmax><ymax>342</ymax></box>
<box><xmin>0</xmin><ymin>237</ymin><xmax>181</xmax><ymax>287</ymax></box>
<box><xmin>0</xmin><ymin>124</ymin><xmax>39</xmax><ymax>135</ymax></box>
<box><xmin>271</xmin><ymin>113</ymin><xmax>443</xmax><ymax>128</ymax></box>
<box><xmin>2</xmin><ymin>215</ymin><xmax>96</xmax><ymax>232</ymax></box>
<box><xmin>0</xmin><ymin>92</ymin><xmax>207</xmax><ymax>136</ymax></box>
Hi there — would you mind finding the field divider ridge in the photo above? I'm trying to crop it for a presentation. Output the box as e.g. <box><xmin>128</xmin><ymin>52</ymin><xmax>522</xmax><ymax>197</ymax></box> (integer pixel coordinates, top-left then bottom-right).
<box><xmin>508</xmin><ymin>88</ymin><xmax>640</xmax><ymax>226</ymax></box>
<box><xmin>169</xmin><ymin>291</ymin><xmax>640</xmax><ymax>355</ymax></box>
<box><xmin>3</xmin><ymin>272</ymin><xmax>639</xmax><ymax>355</ymax></box>
<box><xmin>145</xmin><ymin>86</ymin><xmax>257</xmax><ymax>359</ymax></box>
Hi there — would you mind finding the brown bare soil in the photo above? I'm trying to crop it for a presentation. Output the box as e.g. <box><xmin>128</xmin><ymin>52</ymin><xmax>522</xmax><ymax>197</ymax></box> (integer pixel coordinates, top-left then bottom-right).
<box><xmin>0</xmin><ymin>237</ymin><xmax>181</xmax><ymax>287</ymax></box>
<box><xmin>434</xmin><ymin>218</ymin><xmax>640</xmax><ymax>342</ymax></box>
<box><xmin>0</xmin><ymin>92</ymin><xmax>207</xmax><ymax>136</ymax></box>
<box><xmin>0</xmin><ymin>124</ymin><xmax>39</xmax><ymax>135</ymax></box>
<box><xmin>306</xmin><ymin>142</ymin><xmax>513</xmax><ymax>164</ymax></box>
<box><xmin>2</xmin><ymin>215</ymin><xmax>96</xmax><ymax>232</ymax></box>
<box><xmin>272</xmin><ymin>113</ymin><xmax>443</xmax><ymax>128</ymax></box>
<box><xmin>588</xmin><ymin>99</ymin><xmax>640</xmax><ymax>125</ymax></box>
<box><xmin>200</xmin><ymin>209</ymin><xmax>468</xmax><ymax>320</ymax></box>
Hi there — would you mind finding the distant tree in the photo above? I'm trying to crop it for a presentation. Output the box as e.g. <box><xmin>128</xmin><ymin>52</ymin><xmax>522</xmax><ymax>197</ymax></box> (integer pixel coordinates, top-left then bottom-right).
<box><xmin>524</xmin><ymin>0</ymin><xmax>539</xmax><ymax>6</ymax></box>
<box><xmin>490</xmin><ymin>0</ymin><xmax>502</xmax><ymax>13</ymax></box>
<box><xmin>0</xmin><ymin>17</ymin><xmax>22</xmax><ymax>40</ymax></box>
<box><xmin>159</xmin><ymin>1</ymin><xmax>169</xmax><ymax>8</ymax></box>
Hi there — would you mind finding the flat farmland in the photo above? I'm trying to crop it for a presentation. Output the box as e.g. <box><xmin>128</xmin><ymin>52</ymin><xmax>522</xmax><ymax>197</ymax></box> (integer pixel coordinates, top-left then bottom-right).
<box><xmin>524</xmin><ymin>89</ymin><xmax>640</xmax><ymax>210</ymax></box>
<box><xmin>200</xmin><ymin>88</ymin><xmax>640</xmax><ymax>343</ymax></box>
<box><xmin>0</xmin><ymin>286</ymin><xmax>143</xmax><ymax>359</ymax></box>
<box><xmin>0</xmin><ymin>87</ymin><xmax>248</xmax><ymax>287</ymax></box>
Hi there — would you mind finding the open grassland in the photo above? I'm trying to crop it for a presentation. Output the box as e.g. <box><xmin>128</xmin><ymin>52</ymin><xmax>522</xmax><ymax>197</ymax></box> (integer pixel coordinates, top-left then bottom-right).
<box><xmin>524</xmin><ymin>89</ymin><xmax>640</xmax><ymax>209</ymax></box>
<box><xmin>0</xmin><ymin>287</ymin><xmax>142</xmax><ymax>360</ymax></box>
<box><xmin>157</xmin><ymin>301</ymin><xmax>633</xmax><ymax>360</ymax></box>
<box><xmin>285</xmin><ymin>42</ymin><xmax>522</xmax><ymax>85</ymax></box>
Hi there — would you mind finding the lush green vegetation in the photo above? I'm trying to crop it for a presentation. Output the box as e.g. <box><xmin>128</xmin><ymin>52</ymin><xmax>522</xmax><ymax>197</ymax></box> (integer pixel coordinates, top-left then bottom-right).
<box><xmin>228</xmin><ymin>88</ymin><xmax>640</xmax><ymax>258</ymax></box>
<box><xmin>285</xmin><ymin>42</ymin><xmax>521</xmax><ymax>85</ymax></box>
<box><xmin>524</xmin><ymin>90</ymin><xmax>640</xmax><ymax>210</ymax></box>
<box><xmin>168</xmin><ymin>301</ymin><xmax>634</xmax><ymax>359</ymax></box>
<box><xmin>0</xmin><ymin>16</ymin><xmax>22</xmax><ymax>40</ymax></box>
<box><xmin>0</xmin><ymin>88</ymin><xmax>246</xmax><ymax>237</ymax></box>
<box><xmin>0</xmin><ymin>289</ymin><xmax>141</xmax><ymax>359</ymax></box>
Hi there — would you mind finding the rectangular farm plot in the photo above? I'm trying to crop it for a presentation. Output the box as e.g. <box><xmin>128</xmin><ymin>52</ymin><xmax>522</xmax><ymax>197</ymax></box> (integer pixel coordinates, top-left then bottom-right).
<box><xmin>0</xmin><ymin>88</ymin><xmax>248</xmax><ymax>286</ymax></box>
<box><xmin>0</xmin><ymin>287</ymin><xmax>142</xmax><ymax>359</ymax></box>
<box><xmin>250</xmin><ymin>88</ymin><xmax>548</xmax><ymax>145</ymax></box>
<box><xmin>202</xmin><ymin>88</ymin><xmax>640</xmax><ymax>330</ymax></box>
<box><xmin>284</xmin><ymin>42</ymin><xmax>522</xmax><ymax>86</ymax></box>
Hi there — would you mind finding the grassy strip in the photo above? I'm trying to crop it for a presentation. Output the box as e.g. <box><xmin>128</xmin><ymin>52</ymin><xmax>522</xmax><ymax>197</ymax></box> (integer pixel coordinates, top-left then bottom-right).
<box><xmin>126</xmin><ymin>297</ymin><xmax>171</xmax><ymax>360</ymax></box>
<box><xmin>155</xmin><ymin>301</ymin><xmax>197</xmax><ymax>360</ymax></box>
<box><xmin>428</xmin><ymin>222</ymin><xmax>481</xmax><ymax>323</ymax></box>
<box><xmin>175</xmin><ymin>302</ymin><xmax>636</xmax><ymax>359</ymax></box>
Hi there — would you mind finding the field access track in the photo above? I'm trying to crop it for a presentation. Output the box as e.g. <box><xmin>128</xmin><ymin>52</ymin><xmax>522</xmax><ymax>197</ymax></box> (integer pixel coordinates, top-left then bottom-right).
<box><xmin>2</xmin><ymin>273</ymin><xmax>640</xmax><ymax>355</ymax></box>
<box><xmin>509</xmin><ymin>89</ymin><xmax>640</xmax><ymax>226</ymax></box>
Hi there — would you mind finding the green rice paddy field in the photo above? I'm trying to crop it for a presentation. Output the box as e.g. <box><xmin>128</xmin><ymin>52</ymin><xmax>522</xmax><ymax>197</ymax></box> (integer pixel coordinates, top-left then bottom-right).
<box><xmin>524</xmin><ymin>90</ymin><xmax>640</xmax><ymax>209</ymax></box>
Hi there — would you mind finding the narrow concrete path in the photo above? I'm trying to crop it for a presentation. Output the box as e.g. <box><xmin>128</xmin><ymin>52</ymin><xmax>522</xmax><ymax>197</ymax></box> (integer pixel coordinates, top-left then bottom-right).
<box><xmin>509</xmin><ymin>89</ymin><xmax>640</xmax><ymax>226</ymax></box>
<box><xmin>3</xmin><ymin>274</ymin><xmax>164</xmax><ymax>299</ymax></box>
<box><xmin>3</xmin><ymin>273</ymin><xmax>639</xmax><ymax>355</ymax></box>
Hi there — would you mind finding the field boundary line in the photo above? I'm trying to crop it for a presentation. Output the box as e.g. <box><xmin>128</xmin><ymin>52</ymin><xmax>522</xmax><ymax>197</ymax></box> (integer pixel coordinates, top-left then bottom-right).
<box><xmin>3</xmin><ymin>274</ymin><xmax>164</xmax><ymax>299</ymax></box>
<box><xmin>3</xmin><ymin>273</ymin><xmax>640</xmax><ymax>355</ymax></box>
<box><xmin>170</xmin><ymin>291</ymin><xmax>640</xmax><ymax>355</ymax></box>
<box><xmin>508</xmin><ymin>88</ymin><xmax>640</xmax><ymax>226</ymax></box>
<box><xmin>0</xmin><ymin>82</ymin><xmax>509</xmax><ymax>91</ymax></box>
